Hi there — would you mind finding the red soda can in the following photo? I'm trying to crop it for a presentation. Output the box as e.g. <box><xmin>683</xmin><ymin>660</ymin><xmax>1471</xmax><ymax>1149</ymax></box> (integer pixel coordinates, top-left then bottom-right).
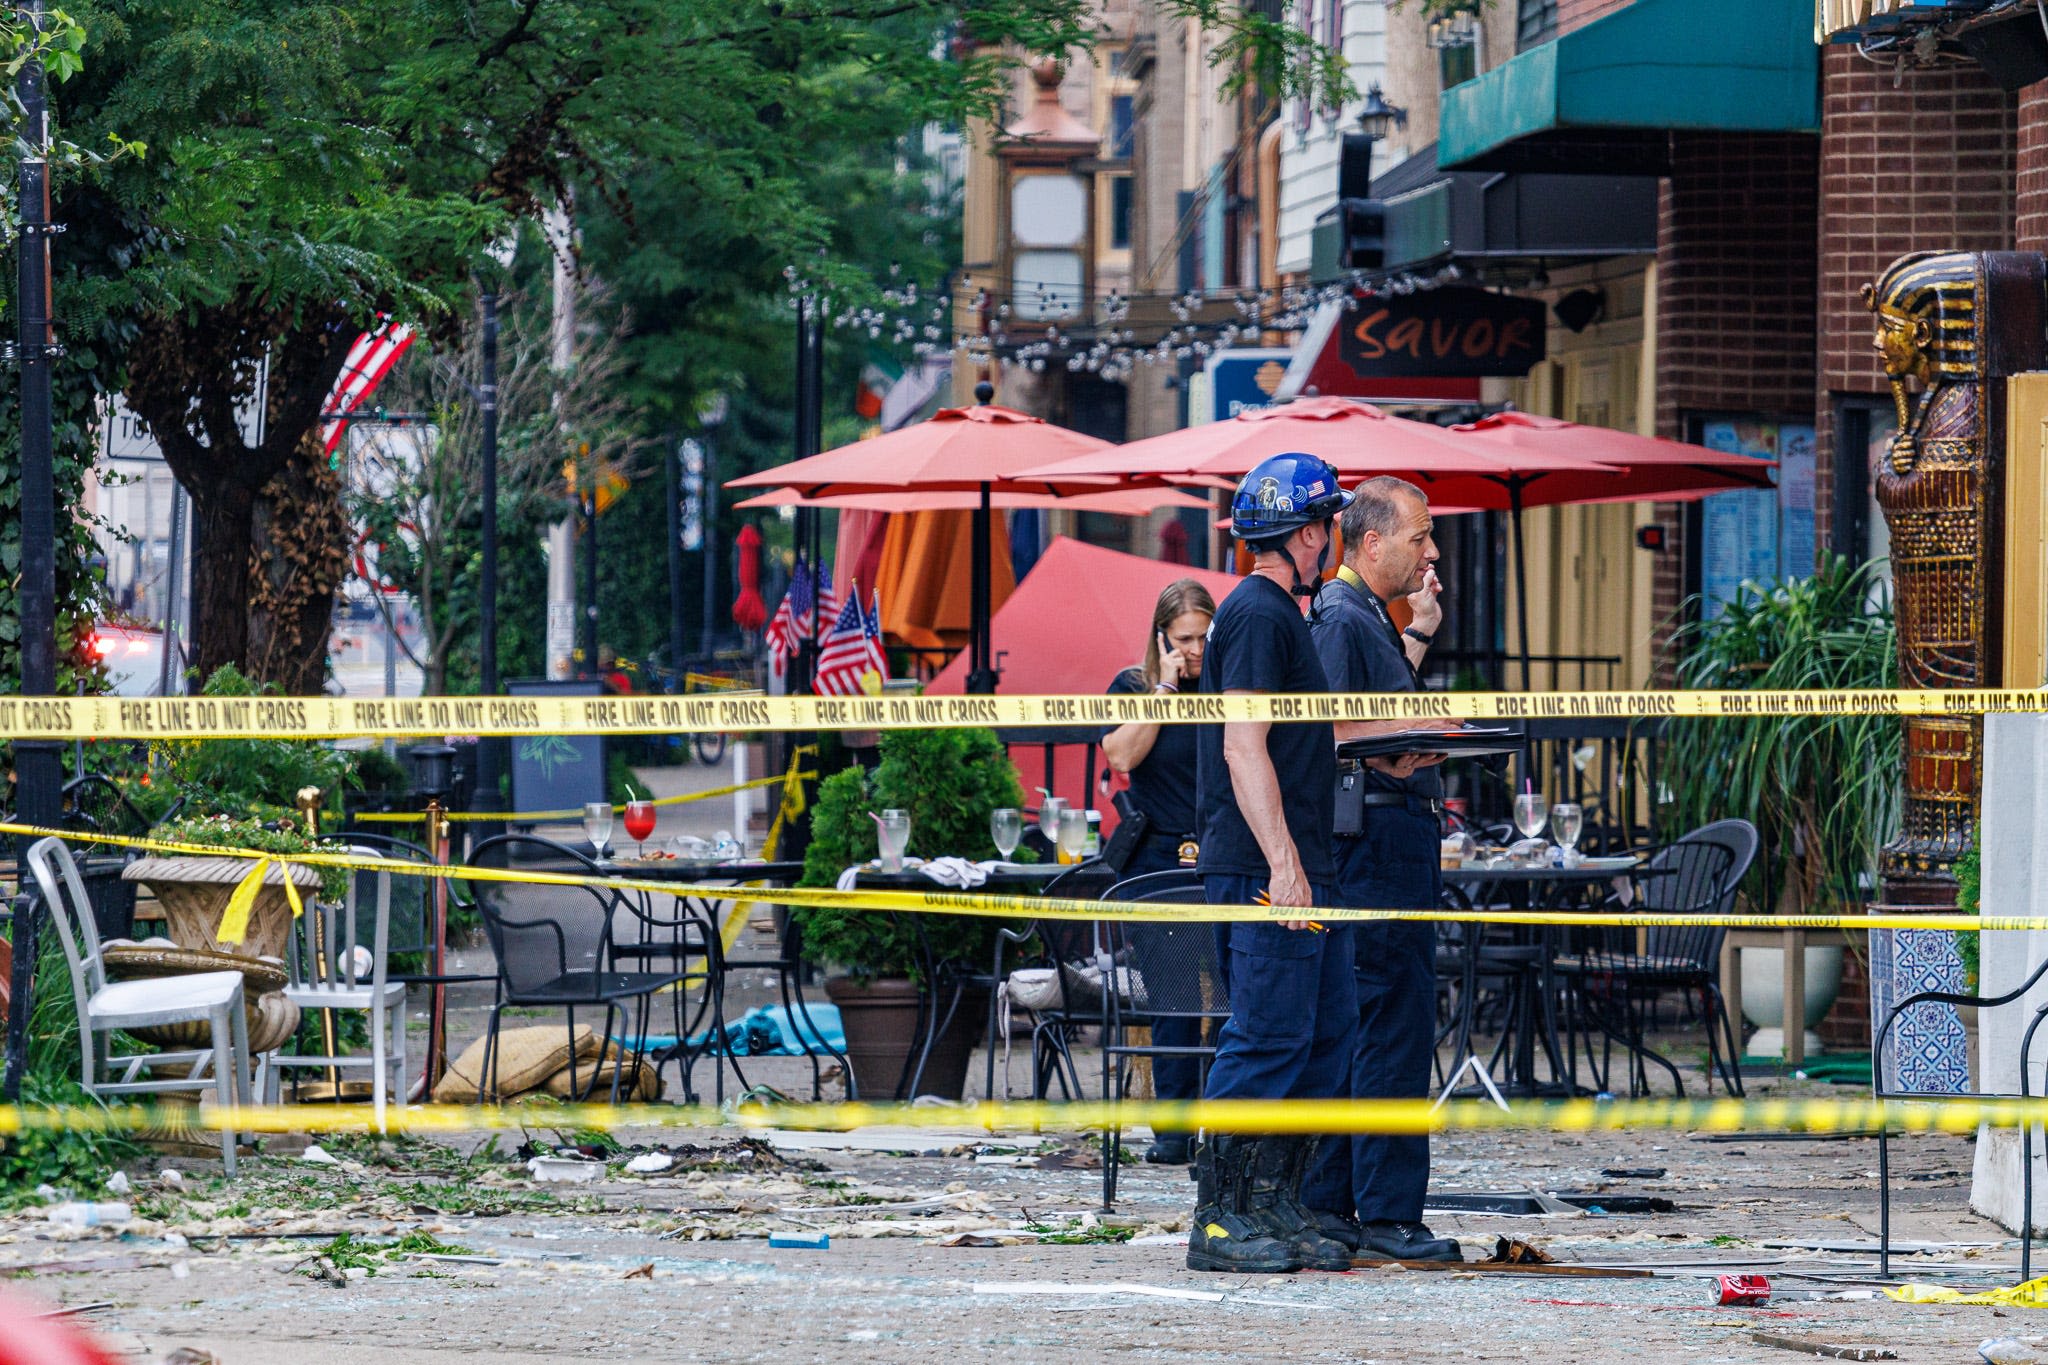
<box><xmin>1714</xmin><ymin>1274</ymin><xmax>1771</xmax><ymax>1306</ymax></box>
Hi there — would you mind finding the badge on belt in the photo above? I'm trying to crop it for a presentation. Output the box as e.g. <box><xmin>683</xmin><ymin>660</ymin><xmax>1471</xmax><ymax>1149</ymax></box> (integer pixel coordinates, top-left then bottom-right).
<box><xmin>1177</xmin><ymin>839</ymin><xmax>1200</xmax><ymax>866</ymax></box>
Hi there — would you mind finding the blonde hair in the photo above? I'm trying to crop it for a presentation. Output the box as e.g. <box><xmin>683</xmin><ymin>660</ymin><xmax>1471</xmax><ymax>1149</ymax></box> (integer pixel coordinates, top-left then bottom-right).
<box><xmin>1140</xmin><ymin>578</ymin><xmax>1217</xmax><ymax>689</ymax></box>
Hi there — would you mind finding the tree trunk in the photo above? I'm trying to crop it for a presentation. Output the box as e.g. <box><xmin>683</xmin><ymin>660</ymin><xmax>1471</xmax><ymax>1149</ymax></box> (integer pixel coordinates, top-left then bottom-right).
<box><xmin>185</xmin><ymin>481</ymin><xmax>262</xmax><ymax>685</ymax></box>
<box><xmin>247</xmin><ymin>439</ymin><xmax>352</xmax><ymax>695</ymax></box>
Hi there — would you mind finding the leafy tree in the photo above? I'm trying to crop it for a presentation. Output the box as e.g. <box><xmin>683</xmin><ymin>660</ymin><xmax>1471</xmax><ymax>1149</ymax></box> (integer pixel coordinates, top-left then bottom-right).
<box><xmin>32</xmin><ymin>0</ymin><xmax>1348</xmax><ymax>693</ymax></box>
<box><xmin>347</xmin><ymin>260</ymin><xmax>647</xmax><ymax>695</ymax></box>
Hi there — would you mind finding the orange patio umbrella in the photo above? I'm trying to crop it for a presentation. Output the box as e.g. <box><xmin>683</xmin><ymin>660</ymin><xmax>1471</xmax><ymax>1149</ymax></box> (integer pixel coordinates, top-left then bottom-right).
<box><xmin>727</xmin><ymin>401</ymin><xmax>1129</xmax><ymax>692</ymax></box>
<box><xmin>734</xmin><ymin>485</ymin><xmax>1210</xmax><ymax>660</ymax></box>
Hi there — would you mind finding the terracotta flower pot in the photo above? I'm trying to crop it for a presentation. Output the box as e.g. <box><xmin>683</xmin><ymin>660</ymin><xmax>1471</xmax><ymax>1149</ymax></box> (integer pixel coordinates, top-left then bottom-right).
<box><xmin>122</xmin><ymin>855</ymin><xmax>321</xmax><ymax>962</ymax></box>
<box><xmin>825</xmin><ymin>976</ymin><xmax>987</xmax><ymax>1101</ymax></box>
<box><xmin>100</xmin><ymin>944</ymin><xmax>302</xmax><ymax>1053</ymax></box>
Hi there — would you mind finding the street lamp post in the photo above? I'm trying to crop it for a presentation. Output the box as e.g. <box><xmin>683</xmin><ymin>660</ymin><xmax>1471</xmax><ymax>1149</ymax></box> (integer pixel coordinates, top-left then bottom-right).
<box><xmin>474</xmin><ymin>290</ymin><xmax>506</xmax><ymax>819</ymax></box>
<box><xmin>5</xmin><ymin>0</ymin><xmax>64</xmax><ymax>1100</ymax></box>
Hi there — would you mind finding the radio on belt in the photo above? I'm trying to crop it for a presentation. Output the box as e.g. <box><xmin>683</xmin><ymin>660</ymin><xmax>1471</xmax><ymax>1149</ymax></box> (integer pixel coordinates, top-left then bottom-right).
<box><xmin>1714</xmin><ymin>1274</ymin><xmax>1771</xmax><ymax>1306</ymax></box>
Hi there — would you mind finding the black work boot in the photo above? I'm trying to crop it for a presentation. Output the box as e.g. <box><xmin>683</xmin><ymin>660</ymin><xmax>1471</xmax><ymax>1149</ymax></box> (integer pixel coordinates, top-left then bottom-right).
<box><xmin>1244</xmin><ymin>1137</ymin><xmax>1353</xmax><ymax>1271</ymax></box>
<box><xmin>1186</xmin><ymin>1136</ymin><xmax>1300</xmax><ymax>1274</ymax></box>
<box><xmin>1144</xmin><ymin>1131</ymin><xmax>1191</xmax><ymax>1164</ymax></box>
<box><xmin>1357</xmin><ymin>1219</ymin><xmax>1464</xmax><ymax>1263</ymax></box>
<box><xmin>1311</xmin><ymin>1207</ymin><xmax>1364</xmax><ymax>1252</ymax></box>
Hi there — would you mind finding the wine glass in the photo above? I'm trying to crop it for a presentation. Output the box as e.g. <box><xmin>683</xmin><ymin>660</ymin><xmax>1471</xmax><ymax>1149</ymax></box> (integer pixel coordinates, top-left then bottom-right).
<box><xmin>623</xmin><ymin>799</ymin><xmax>657</xmax><ymax>858</ymax></box>
<box><xmin>1512</xmin><ymin>792</ymin><xmax>1546</xmax><ymax>842</ymax></box>
<box><xmin>876</xmin><ymin>809</ymin><xmax>912</xmax><ymax>873</ymax></box>
<box><xmin>1550</xmin><ymin>802</ymin><xmax>1584</xmax><ymax>860</ymax></box>
<box><xmin>1039</xmin><ymin>795</ymin><xmax>1069</xmax><ymax>844</ymax></box>
<box><xmin>991</xmin><ymin>808</ymin><xmax>1023</xmax><ymax>861</ymax></box>
<box><xmin>582</xmin><ymin>801</ymin><xmax>615</xmax><ymax>860</ymax></box>
<box><xmin>1056</xmin><ymin>808</ymin><xmax>1088</xmax><ymax>865</ymax></box>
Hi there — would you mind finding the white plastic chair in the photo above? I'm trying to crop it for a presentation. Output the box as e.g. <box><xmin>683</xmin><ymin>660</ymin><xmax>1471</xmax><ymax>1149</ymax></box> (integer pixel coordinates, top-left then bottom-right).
<box><xmin>26</xmin><ymin>836</ymin><xmax>252</xmax><ymax>1175</ymax></box>
<box><xmin>274</xmin><ymin>845</ymin><xmax>409</xmax><ymax>1130</ymax></box>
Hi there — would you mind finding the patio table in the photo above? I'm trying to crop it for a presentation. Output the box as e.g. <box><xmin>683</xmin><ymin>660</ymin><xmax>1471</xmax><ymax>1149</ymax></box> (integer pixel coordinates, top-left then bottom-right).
<box><xmin>850</xmin><ymin>861</ymin><xmax>1070</xmax><ymax>1098</ymax></box>
<box><xmin>1439</xmin><ymin>860</ymin><xmax>1668</xmax><ymax>1099</ymax></box>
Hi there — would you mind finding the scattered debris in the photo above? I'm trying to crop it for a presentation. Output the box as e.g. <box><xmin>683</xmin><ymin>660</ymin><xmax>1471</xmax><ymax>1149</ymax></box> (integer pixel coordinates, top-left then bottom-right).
<box><xmin>1983</xmin><ymin>1339</ymin><xmax>2046</xmax><ymax>1364</ymax></box>
<box><xmin>622</xmin><ymin>1262</ymin><xmax>655</xmax><ymax>1279</ymax></box>
<box><xmin>527</xmin><ymin>1156</ymin><xmax>603</xmax><ymax>1183</ymax></box>
<box><xmin>1601</xmin><ymin>1168</ymin><xmax>1666</xmax><ymax>1179</ymax></box>
<box><xmin>1748</xmin><ymin>1332</ymin><xmax>1895</xmax><ymax>1361</ymax></box>
<box><xmin>105</xmin><ymin>1172</ymin><xmax>131</xmax><ymax>1196</ymax></box>
<box><xmin>160</xmin><ymin>1351</ymin><xmax>220</xmax><ymax>1365</ymax></box>
<box><xmin>157</xmin><ymin>1169</ymin><xmax>184</xmax><ymax>1190</ymax></box>
<box><xmin>299</xmin><ymin>1145</ymin><xmax>339</xmax><ymax>1166</ymax></box>
<box><xmin>972</xmin><ymin>1281</ymin><xmax>1226</xmax><ymax>1304</ymax></box>
<box><xmin>768</xmin><ymin>1232</ymin><xmax>830</xmax><ymax>1249</ymax></box>
<box><xmin>1484</xmin><ymin>1238</ymin><xmax>1556</xmax><ymax>1266</ymax></box>
<box><xmin>1716</xmin><ymin>1274</ymin><xmax>1773</xmax><ymax>1306</ymax></box>
<box><xmin>625</xmin><ymin>1152</ymin><xmax>675</xmax><ymax>1174</ymax></box>
<box><xmin>34</xmin><ymin>1301</ymin><xmax>114</xmax><ymax>1318</ymax></box>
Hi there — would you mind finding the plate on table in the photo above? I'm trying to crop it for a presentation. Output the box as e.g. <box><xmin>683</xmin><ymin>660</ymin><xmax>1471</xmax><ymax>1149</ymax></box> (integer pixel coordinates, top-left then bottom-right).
<box><xmin>1574</xmin><ymin>856</ymin><xmax>1639</xmax><ymax>872</ymax></box>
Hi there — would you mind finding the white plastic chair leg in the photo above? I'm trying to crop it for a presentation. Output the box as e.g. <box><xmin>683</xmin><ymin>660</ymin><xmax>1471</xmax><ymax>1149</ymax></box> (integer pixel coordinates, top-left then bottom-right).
<box><xmin>371</xmin><ymin>998</ymin><xmax>389</xmax><ymax>1133</ymax></box>
<box><xmin>390</xmin><ymin>994</ymin><xmax>409</xmax><ymax>1122</ymax></box>
<box><xmin>209</xmin><ymin>1005</ymin><xmax>237</xmax><ymax>1178</ymax></box>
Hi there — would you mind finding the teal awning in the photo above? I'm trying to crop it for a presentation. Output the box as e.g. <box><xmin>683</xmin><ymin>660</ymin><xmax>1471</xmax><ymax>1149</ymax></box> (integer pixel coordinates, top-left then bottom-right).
<box><xmin>1440</xmin><ymin>0</ymin><xmax>1819</xmax><ymax>173</ymax></box>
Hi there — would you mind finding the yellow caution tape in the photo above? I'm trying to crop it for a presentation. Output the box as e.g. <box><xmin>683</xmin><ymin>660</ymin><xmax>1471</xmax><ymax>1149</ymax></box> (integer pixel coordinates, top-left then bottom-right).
<box><xmin>1</xmin><ymin>1095</ymin><xmax>2044</xmax><ymax>1139</ymax></box>
<box><xmin>1885</xmin><ymin>1276</ymin><xmax>2048</xmax><ymax>1307</ymax></box>
<box><xmin>352</xmin><ymin>771</ymin><xmax>801</xmax><ymax>825</ymax></box>
<box><xmin>6</xmin><ymin>685</ymin><xmax>2048</xmax><ymax>741</ymax></box>
<box><xmin>0</xmin><ymin>822</ymin><xmax>2027</xmax><ymax>931</ymax></box>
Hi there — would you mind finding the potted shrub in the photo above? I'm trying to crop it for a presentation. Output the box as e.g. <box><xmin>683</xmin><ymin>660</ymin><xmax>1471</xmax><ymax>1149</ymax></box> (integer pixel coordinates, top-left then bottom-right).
<box><xmin>796</xmin><ymin>725</ymin><xmax>1028</xmax><ymax>1099</ymax></box>
<box><xmin>1661</xmin><ymin>555</ymin><xmax>1901</xmax><ymax>1057</ymax></box>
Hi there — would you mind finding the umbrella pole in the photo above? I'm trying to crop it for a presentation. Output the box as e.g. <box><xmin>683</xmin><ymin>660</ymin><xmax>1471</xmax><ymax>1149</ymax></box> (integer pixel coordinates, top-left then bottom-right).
<box><xmin>968</xmin><ymin>480</ymin><xmax>996</xmax><ymax>693</ymax></box>
<box><xmin>1509</xmin><ymin>480</ymin><xmax>1536</xmax><ymax>784</ymax></box>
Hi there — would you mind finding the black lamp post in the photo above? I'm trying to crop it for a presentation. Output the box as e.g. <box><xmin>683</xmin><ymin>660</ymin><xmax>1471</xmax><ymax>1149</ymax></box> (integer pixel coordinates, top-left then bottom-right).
<box><xmin>474</xmin><ymin>289</ymin><xmax>506</xmax><ymax>818</ymax></box>
<box><xmin>698</xmin><ymin>393</ymin><xmax>727</xmax><ymax>661</ymax></box>
<box><xmin>4</xmin><ymin>0</ymin><xmax>61</xmax><ymax>1101</ymax></box>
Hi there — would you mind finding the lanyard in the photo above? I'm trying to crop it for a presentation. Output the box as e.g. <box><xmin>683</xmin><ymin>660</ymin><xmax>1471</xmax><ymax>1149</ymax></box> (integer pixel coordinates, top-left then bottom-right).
<box><xmin>1332</xmin><ymin>565</ymin><xmax>1421</xmax><ymax>691</ymax></box>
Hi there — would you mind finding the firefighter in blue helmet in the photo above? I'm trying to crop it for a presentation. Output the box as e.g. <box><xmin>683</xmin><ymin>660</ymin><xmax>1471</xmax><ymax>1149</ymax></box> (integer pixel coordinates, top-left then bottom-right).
<box><xmin>1186</xmin><ymin>452</ymin><xmax>1357</xmax><ymax>1274</ymax></box>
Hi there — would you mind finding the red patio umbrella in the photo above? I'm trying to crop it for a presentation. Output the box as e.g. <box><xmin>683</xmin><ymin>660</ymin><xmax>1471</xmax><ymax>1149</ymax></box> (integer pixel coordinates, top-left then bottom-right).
<box><xmin>1443</xmin><ymin>411</ymin><xmax>1777</xmax><ymax>506</ymax></box>
<box><xmin>727</xmin><ymin>402</ymin><xmax>1127</xmax><ymax>692</ymax></box>
<box><xmin>731</xmin><ymin>486</ymin><xmax>1208</xmax><ymax>514</ymax></box>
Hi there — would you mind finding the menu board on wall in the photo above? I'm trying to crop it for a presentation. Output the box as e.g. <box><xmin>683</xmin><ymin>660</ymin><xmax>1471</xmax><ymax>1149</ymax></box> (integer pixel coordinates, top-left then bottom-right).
<box><xmin>1697</xmin><ymin>418</ymin><xmax>1814</xmax><ymax>619</ymax></box>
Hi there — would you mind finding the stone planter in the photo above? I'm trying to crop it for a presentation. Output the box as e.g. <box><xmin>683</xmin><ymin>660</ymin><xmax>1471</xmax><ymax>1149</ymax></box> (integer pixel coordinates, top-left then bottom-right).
<box><xmin>1739</xmin><ymin>945</ymin><xmax>1846</xmax><ymax>1059</ymax></box>
<box><xmin>824</xmin><ymin>976</ymin><xmax>987</xmax><ymax>1101</ymax></box>
<box><xmin>122</xmin><ymin>856</ymin><xmax>321</xmax><ymax>962</ymax></box>
<box><xmin>101</xmin><ymin>944</ymin><xmax>302</xmax><ymax>1054</ymax></box>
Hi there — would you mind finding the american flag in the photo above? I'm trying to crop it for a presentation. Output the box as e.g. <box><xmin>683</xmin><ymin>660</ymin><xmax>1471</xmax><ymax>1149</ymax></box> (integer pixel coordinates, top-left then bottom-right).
<box><xmin>814</xmin><ymin>587</ymin><xmax>888</xmax><ymax>697</ymax></box>
<box><xmin>321</xmin><ymin>318</ymin><xmax>416</xmax><ymax>453</ymax></box>
<box><xmin>766</xmin><ymin>560</ymin><xmax>840</xmax><ymax>682</ymax></box>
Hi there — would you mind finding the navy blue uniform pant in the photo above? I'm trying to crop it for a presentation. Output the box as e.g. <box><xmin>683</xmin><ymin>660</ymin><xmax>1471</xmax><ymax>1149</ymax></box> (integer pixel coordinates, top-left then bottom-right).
<box><xmin>1301</xmin><ymin>806</ymin><xmax>1441</xmax><ymax>1223</ymax></box>
<box><xmin>1201</xmin><ymin>874</ymin><xmax>1356</xmax><ymax>1106</ymax></box>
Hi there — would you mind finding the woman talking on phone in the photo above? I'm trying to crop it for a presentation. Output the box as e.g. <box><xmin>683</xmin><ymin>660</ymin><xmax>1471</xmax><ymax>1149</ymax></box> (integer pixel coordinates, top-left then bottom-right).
<box><xmin>1098</xmin><ymin>577</ymin><xmax>1216</xmax><ymax>1164</ymax></box>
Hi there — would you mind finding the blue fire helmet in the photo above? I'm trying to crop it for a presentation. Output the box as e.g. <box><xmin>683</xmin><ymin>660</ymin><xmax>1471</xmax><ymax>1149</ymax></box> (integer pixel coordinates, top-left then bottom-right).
<box><xmin>1229</xmin><ymin>452</ymin><xmax>1353</xmax><ymax>542</ymax></box>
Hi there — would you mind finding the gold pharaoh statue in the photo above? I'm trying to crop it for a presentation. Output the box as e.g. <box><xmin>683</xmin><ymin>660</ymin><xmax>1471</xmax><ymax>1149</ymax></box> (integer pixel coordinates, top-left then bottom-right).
<box><xmin>1863</xmin><ymin>252</ymin><xmax>1998</xmax><ymax>900</ymax></box>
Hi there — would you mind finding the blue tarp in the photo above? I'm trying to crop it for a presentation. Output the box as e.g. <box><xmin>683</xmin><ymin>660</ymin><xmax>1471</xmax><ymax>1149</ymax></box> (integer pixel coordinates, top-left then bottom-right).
<box><xmin>626</xmin><ymin>1002</ymin><xmax>846</xmax><ymax>1059</ymax></box>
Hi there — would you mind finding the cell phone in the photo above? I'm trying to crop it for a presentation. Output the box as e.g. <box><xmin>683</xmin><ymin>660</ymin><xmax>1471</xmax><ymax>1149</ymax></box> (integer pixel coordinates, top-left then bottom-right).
<box><xmin>1158</xmin><ymin>630</ymin><xmax>1171</xmax><ymax>656</ymax></box>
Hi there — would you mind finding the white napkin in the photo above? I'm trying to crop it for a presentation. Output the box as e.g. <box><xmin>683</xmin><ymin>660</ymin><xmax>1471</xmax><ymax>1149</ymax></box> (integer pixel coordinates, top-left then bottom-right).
<box><xmin>916</xmin><ymin>856</ymin><xmax>989</xmax><ymax>888</ymax></box>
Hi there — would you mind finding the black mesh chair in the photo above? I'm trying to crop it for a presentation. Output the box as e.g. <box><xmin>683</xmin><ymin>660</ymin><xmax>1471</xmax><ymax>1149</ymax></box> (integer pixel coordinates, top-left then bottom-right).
<box><xmin>605</xmin><ymin>871</ymin><xmax>726</xmax><ymax>1104</ymax></box>
<box><xmin>465</xmin><ymin>834</ymin><xmax>693</xmax><ymax>1102</ymax></box>
<box><xmin>982</xmin><ymin>859</ymin><xmax>1121</xmax><ymax>1102</ymax></box>
<box><xmin>1097</xmin><ymin>867</ymin><xmax>1221</xmax><ymax>1211</ymax></box>
<box><xmin>1553</xmin><ymin>820</ymin><xmax>1756</xmax><ymax>1097</ymax></box>
<box><xmin>58</xmin><ymin>774</ymin><xmax>158</xmax><ymax>942</ymax></box>
<box><xmin>717</xmin><ymin>906</ymin><xmax>853</xmax><ymax>1101</ymax></box>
